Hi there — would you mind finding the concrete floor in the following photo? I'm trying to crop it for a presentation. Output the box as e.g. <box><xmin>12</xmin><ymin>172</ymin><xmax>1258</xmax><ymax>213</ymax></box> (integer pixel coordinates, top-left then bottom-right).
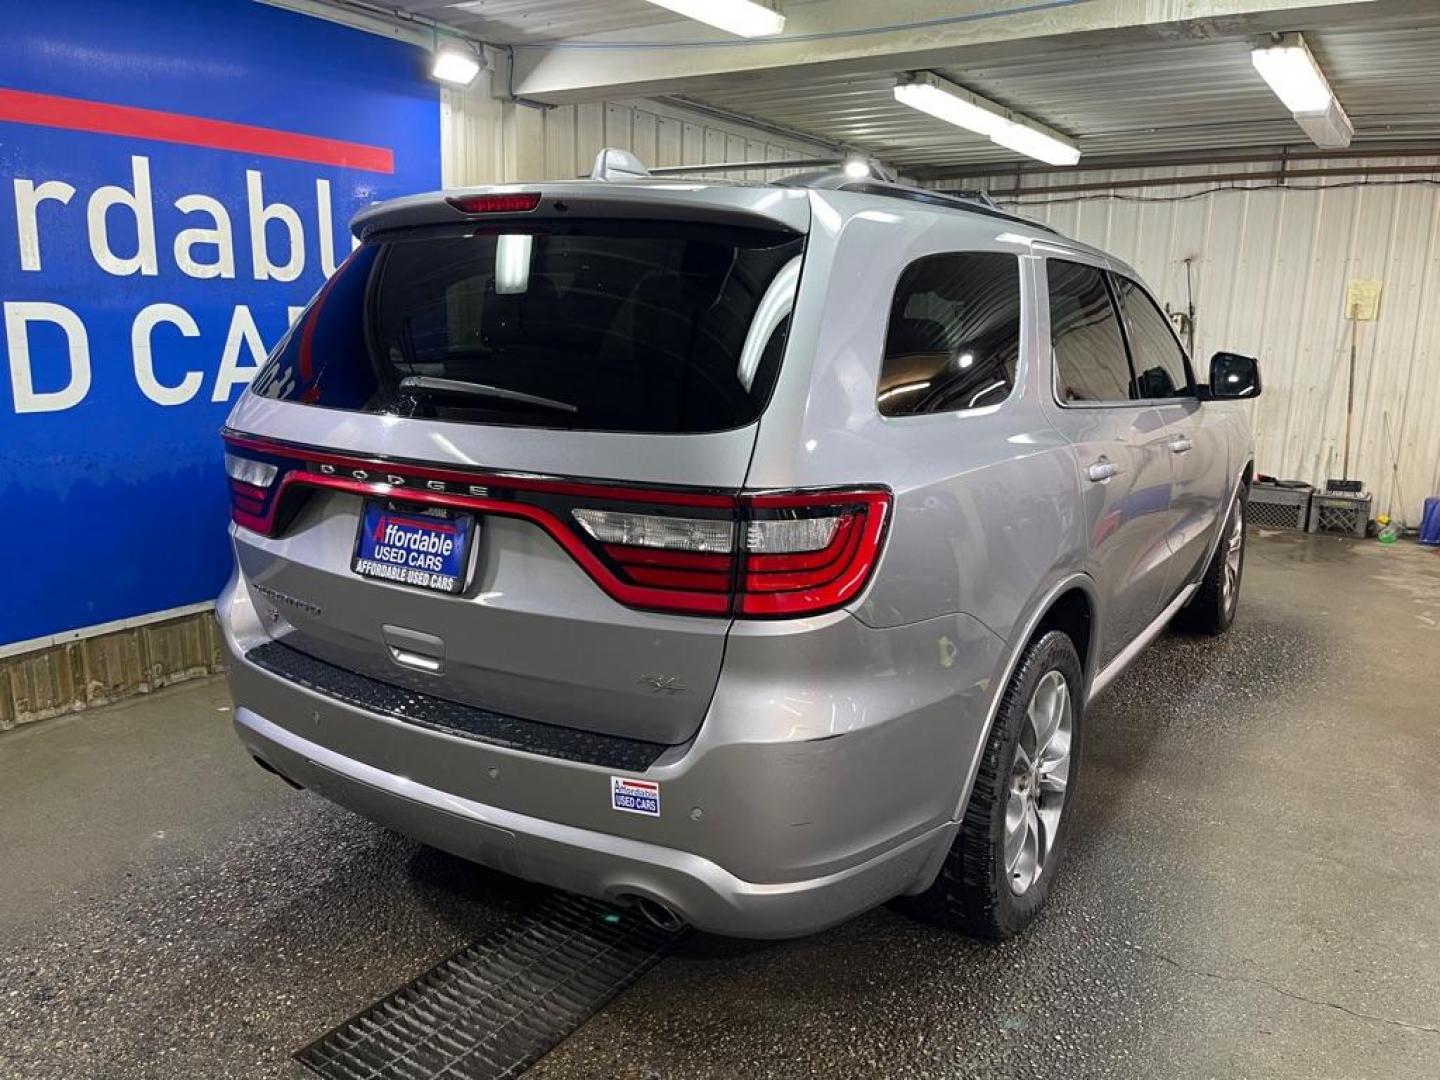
<box><xmin>2</xmin><ymin>530</ymin><xmax>1438</xmax><ymax>1079</ymax></box>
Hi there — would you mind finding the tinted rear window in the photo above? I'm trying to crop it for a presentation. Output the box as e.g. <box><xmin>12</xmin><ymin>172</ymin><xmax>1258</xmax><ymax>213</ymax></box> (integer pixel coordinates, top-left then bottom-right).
<box><xmin>251</xmin><ymin>223</ymin><xmax>804</xmax><ymax>434</ymax></box>
<box><xmin>877</xmin><ymin>252</ymin><xmax>1022</xmax><ymax>417</ymax></box>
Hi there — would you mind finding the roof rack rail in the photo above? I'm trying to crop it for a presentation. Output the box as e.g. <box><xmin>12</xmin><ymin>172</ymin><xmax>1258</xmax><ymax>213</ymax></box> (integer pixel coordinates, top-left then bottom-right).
<box><xmin>583</xmin><ymin>148</ymin><xmax>1049</xmax><ymax>233</ymax></box>
<box><xmin>774</xmin><ymin>172</ymin><xmax>1056</xmax><ymax>233</ymax></box>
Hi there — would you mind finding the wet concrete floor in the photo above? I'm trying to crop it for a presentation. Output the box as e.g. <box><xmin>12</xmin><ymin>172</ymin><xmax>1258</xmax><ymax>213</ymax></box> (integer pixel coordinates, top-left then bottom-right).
<box><xmin>2</xmin><ymin>531</ymin><xmax>1438</xmax><ymax>1079</ymax></box>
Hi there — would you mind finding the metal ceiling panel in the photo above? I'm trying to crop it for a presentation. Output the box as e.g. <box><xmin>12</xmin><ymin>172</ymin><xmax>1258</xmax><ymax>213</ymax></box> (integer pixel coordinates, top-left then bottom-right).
<box><xmin>680</xmin><ymin>15</ymin><xmax>1440</xmax><ymax>173</ymax></box>
<box><xmin>381</xmin><ymin>0</ymin><xmax>686</xmax><ymax>44</ymax></box>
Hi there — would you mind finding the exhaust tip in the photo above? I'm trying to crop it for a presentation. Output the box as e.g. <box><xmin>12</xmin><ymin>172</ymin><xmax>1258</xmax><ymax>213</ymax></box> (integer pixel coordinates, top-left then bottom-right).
<box><xmin>631</xmin><ymin>896</ymin><xmax>686</xmax><ymax>934</ymax></box>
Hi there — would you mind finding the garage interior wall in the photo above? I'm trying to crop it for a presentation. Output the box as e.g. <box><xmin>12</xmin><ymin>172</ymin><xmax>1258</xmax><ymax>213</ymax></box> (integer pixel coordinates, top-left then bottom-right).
<box><xmin>441</xmin><ymin>69</ymin><xmax>833</xmax><ymax>186</ymax></box>
<box><xmin>940</xmin><ymin>159</ymin><xmax>1440</xmax><ymax>524</ymax></box>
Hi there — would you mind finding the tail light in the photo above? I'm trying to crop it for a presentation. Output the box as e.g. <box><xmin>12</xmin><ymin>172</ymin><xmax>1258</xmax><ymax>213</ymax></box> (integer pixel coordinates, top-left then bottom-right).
<box><xmin>224</xmin><ymin>450</ymin><xmax>285</xmax><ymax>534</ymax></box>
<box><xmin>222</xmin><ymin>432</ymin><xmax>890</xmax><ymax>619</ymax></box>
<box><xmin>739</xmin><ymin>491</ymin><xmax>892</xmax><ymax>616</ymax></box>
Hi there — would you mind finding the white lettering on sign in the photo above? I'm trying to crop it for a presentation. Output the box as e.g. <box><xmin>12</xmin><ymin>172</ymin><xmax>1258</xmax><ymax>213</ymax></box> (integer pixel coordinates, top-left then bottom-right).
<box><xmin>315</xmin><ymin>178</ymin><xmax>340</xmax><ymax>278</ymax></box>
<box><xmin>4</xmin><ymin>301</ymin><xmax>92</xmax><ymax>414</ymax></box>
<box><xmin>132</xmin><ymin>304</ymin><xmax>203</xmax><ymax>406</ymax></box>
<box><xmin>3</xmin><ymin>153</ymin><xmax>355</xmax><ymax>414</ymax></box>
<box><xmin>213</xmin><ymin>306</ymin><xmax>269</xmax><ymax>403</ymax></box>
<box><xmin>14</xmin><ymin>178</ymin><xmax>76</xmax><ymax>272</ymax></box>
<box><xmin>246</xmin><ymin>169</ymin><xmax>304</xmax><ymax>283</ymax></box>
<box><xmin>87</xmin><ymin>155</ymin><xmax>159</xmax><ymax>277</ymax></box>
<box><xmin>173</xmin><ymin>193</ymin><xmax>236</xmax><ymax>280</ymax></box>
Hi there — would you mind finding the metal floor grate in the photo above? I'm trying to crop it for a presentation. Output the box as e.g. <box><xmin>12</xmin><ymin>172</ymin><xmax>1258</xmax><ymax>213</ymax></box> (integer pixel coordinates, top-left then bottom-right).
<box><xmin>296</xmin><ymin>893</ymin><xmax>685</xmax><ymax>1080</ymax></box>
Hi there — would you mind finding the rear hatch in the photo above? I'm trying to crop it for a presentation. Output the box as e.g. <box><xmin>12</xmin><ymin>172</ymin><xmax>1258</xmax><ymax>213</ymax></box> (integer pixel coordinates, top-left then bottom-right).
<box><xmin>223</xmin><ymin>185</ymin><xmax>808</xmax><ymax>746</ymax></box>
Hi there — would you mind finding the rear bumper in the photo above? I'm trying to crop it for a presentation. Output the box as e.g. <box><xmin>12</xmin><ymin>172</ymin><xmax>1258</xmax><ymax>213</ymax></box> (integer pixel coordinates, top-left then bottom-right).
<box><xmin>236</xmin><ymin>707</ymin><xmax>952</xmax><ymax>938</ymax></box>
<box><xmin>220</xmin><ymin>570</ymin><xmax>1003</xmax><ymax>938</ymax></box>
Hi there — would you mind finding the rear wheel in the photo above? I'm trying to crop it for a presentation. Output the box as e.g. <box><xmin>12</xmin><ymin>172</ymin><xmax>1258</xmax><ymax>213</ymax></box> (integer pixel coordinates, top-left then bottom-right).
<box><xmin>899</xmin><ymin>630</ymin><xmax>1084</xmax><ymax>938</ymax></box>
<box><xmin>1178</xmin><ymin>492</ymin><xmax>1246</xmax><ymax>634</ymax></box>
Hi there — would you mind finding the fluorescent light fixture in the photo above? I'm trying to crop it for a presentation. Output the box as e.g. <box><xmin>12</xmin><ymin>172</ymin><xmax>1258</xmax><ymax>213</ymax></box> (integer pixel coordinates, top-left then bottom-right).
<box><xmin>989</xmin><ymin>119</ymin><xmax>1081</xmax><ymax>166</ymax></box>
<box><xmin>893</xmin><ymin>76</ymin><xmax>1010</xmax><ymax>138</ymax></box>
<box><xmin>495</xmin><ymin>234</ymin><xmax>533</xmax><ymax>295</ymax></box>
<box><xmin>1251</xmin><ymin>33</ymin><xmax>1332</xmax><ymax>113</ymax></box>
<box><xmin>1251</xmin><ymin>33</ymin><xmax>1351</xmax><ymax>149</ymax></box>
<box><xmin>431</xmin><ymin>44</ymin><xmax>482</xmax><ymax>86</ymax></box>
<box><xmin>643</xmin><ymin>0</ymin><xmax>785</xmax><ymax>38</ymax></box>
<box><xmin>1295</xmin><ymin>97</ymin><xmax>1354</xmax><ymax>149</ymax></box>
<box><xmin>894</xmin><ymin>72</ymin><xmax>1080</xmax><ymax>167</ymax></box>
<box><xmin>843</xmin><ymin>158</ymin><xmax>872</xmax><ymax>180</ymax></box>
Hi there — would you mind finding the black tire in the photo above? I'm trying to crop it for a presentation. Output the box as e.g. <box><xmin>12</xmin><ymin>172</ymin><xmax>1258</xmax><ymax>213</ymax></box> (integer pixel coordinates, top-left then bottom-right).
<box><xmin>1177</xmin><ymin>492</ymin><xmax>1247</xmax><ymax>635</ymax></box>
<box><xmin>898</xmin><ymin>630</ymin><xmax>1084</xmax><ymax>939</ymax></box>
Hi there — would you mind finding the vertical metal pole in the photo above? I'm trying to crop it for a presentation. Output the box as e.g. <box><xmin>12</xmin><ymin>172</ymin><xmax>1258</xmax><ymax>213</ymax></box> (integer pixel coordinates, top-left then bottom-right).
<box><xmin>1343</xmin><ymin>305</ymin><xmax>1358</xmax><ymax>481</ymax></box>
<box><xmin>1184</xmin><ymin>258</ymin><xmax>1197</xmax><ymax>358</ymax></box>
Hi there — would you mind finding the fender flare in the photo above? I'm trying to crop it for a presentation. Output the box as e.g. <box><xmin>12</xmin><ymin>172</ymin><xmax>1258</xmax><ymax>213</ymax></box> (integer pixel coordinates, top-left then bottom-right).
<box><xmin>948</xmin><ymin>570</ymin><xmax>1101</xmax><ymax>821</ymax></box>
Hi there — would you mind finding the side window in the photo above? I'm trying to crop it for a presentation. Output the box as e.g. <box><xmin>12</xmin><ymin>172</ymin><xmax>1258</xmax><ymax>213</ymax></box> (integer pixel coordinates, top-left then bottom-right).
<box><xmin>1047</xmin><ymin>260</ymin><xmax>1132</xmax><ymax>403</ymax></box>
<box><xmin>877</xmin><ymin>252</ymin><xmax>1021</xmax><ymax>417</ymax></box>
<box><xmin>1112</xmin><ymin>275</ymin><xmax>1192</xmax><ymax>398</ymax></box>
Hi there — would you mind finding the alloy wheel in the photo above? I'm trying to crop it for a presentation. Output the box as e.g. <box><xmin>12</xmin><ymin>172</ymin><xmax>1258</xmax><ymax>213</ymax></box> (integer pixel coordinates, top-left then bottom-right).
<box><xmin>1222</xmin><ymin>503</ymin><xmax>1244</xmax><ymax>613</ymax></box>
<box><xmin>1005</xmin><ymin>669</ymin><xmax>1073</xmax><ymax>895</ymax></box>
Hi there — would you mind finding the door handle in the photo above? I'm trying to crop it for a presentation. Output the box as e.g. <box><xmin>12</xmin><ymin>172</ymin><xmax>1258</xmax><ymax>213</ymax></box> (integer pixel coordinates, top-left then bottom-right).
<box><xmin>1169</xmin><ymin>436</ymin><xmax>1194</xmax><ymax>454</ymax></box>
<box><xmin>1087</xmin><ymin>458</ymin><xmax>1119</xmax><ymax>482</ymax></box>
<box><xmin>382</xmin><ymin>624</ymin><xmax>444</xmax><ymax>674</ymax></box>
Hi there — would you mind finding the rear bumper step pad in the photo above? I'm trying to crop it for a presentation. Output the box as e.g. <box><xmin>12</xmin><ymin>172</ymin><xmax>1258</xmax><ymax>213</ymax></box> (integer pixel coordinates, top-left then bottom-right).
<box><xmin>245</xmin><ymin>640</ymin><xmax>667</xmax><ymax>771</ymax></box>
<box><xmin>296</xmin><ymin>893</ymin><xmax>684</xmax><ymax>1079</ymax></box>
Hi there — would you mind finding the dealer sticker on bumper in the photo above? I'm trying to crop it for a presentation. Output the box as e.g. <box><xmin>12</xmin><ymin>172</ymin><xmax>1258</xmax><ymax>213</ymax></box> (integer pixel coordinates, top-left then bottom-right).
<box><xmin>611</xmin><ymin>776</ymin><xmax>660</xmax><ymax>817</ymax></box>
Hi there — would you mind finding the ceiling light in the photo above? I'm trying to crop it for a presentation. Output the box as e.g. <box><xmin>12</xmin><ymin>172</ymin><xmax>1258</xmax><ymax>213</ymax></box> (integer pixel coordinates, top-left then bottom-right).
<box><xmin>1251</xmin><ymin>33</ymin><xmax>1350</xmax><ymax>149</ymax></box>
<box><xmin>431</xmin><ymin>43</ymin><xmax>482</xmax><ymax>87</ymax></box>
<box><xmin>643</xmin><ymin>0</ymin><xmax>785</xmax><ymax>38</ymax></box>
<box><xmin>894</xmin><ymin>72</ymin><xmax>1080</xmax><ymax>167</ymax></box>
<box><xmin>1294</xmin><ymin>97</ymin><xmax>1353</xmax><ymax>148</ymax></box>
<box><xmin>893</xmin><ymin>76</ymin><xmax>1010</xmax><ymax>138</ymax></box>
<box><xmin>1251</xmin><ymin>33</ymin><xmax>1332</xmax><ymax>113</ymax></box>
<box><xmin>989</xmin><ymin>120</ymin><xmax>1081</xmax><ymax>167</ymax></box>
<box><xmin>843</xmin><ymin>158</ymin><xmax>872</xmax><ymax>180</ymax></box>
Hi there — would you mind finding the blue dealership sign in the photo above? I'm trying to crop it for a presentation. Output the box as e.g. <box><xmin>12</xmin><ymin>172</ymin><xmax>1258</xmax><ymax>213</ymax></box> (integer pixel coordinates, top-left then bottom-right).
<box><xmin>0</xmin><ymin>0</ymin><xmax>441</xmax><ymax>645</ymax></box>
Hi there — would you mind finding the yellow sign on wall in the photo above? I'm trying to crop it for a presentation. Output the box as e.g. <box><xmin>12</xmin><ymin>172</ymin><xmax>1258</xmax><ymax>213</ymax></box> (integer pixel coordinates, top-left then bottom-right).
<box><xmin>1345</xmin><ymin>279</ymin><xmax>1383</xmax><ymax>321</ymax></box>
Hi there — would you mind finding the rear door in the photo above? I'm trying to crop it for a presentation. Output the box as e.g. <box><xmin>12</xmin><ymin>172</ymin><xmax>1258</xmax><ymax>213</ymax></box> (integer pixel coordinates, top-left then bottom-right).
<box><xmin>1042</xmin><ymin>259</ymin><xmax>1174</xmax><ymax>666</ymax></box>
<box><xmin>225</xmin><ymin>213</ymin><xmax>805</xmax><ymax>747</ymax></box>
<box><xmin>1110</xmin><ymin>273</ymin><xmax>1225</xmax><ymax>589</ymax></box>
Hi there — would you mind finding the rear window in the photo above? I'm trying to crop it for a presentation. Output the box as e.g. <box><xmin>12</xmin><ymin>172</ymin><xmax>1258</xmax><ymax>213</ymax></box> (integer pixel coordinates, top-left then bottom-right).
<box><xmin>251</xmin><ymin>222</ymin><xmax>804</xmax><ymax>434</ymax></box>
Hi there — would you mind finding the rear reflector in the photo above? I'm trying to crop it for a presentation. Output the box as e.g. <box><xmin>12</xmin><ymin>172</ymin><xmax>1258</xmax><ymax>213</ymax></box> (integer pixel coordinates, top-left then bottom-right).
<box><xmin>447</xmin><ymin>192</ymin><xmax>541</xmax><ymax>214</ymax></box>
<box><xmin>221</xmin><ymin>431</ymin><xmax>890</xmax><ymax>619</ymax></box>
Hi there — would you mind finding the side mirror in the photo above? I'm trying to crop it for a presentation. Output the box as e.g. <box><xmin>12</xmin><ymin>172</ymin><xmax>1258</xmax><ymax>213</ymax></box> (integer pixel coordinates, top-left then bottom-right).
<box><xmin>1207</xmin><ymin>351</ymin><xmax>1261</xmax><ymax>399</ymax></box>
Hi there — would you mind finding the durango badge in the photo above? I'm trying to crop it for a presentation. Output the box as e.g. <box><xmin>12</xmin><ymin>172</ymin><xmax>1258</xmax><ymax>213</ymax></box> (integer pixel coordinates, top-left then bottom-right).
<box><xmin>610</xmin><ymin>776</ymin><xmax>660</xmax><ymax>818</ymax></box>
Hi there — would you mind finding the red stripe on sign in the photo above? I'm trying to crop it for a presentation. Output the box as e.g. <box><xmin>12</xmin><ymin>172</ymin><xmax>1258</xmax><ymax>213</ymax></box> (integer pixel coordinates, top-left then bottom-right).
<box><xmin>0</xmin><ymin>87</ymin><xmax>395</xmax><ymax>174</ymax></box>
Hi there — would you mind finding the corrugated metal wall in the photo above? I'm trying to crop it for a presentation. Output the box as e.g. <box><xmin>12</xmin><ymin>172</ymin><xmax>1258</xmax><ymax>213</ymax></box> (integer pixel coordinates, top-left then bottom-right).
<box><xmin>941</xmin><ymin>159</ymin><xmax>1440</xmax><ymax>525</ymax></box>
<box><xmin>441</xmin><ymin>72</ymin><xmax>832</xmax><ymax>186</ymax></box>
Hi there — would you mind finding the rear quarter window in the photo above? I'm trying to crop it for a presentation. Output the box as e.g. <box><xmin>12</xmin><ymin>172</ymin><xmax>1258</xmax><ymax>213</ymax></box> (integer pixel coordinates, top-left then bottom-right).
<box><xmin>877</xmin><ymin>252</ymin><xmax>1022</xmax><ymax>417</ymax></box>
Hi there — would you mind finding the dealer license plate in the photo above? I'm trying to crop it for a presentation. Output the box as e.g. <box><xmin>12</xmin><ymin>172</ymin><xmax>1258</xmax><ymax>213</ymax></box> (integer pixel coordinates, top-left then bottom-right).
<box><xmin>352</xmin><ymin>502</ymin><xmax>474</xmax><ymax>595</ymax></box>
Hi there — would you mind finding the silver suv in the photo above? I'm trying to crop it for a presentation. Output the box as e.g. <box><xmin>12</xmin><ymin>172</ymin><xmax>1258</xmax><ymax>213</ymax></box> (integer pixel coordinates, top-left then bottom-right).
<box><xmin>219</xmin><ymin>166</ymin><xmax>1260</xmax><ymax>939</ymax></box>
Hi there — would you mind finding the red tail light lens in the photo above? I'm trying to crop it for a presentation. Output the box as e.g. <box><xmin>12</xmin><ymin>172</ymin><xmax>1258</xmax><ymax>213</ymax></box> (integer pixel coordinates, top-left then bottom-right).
<box><xmin>739</xmin><ymin>491</ymin><xmax>891</xmax><ymax>616</ymax></box>
<box><xmin>221</xmin><ymin>432</ymin><xmax>890</xmax><ymax>619</ymax></box>
<box><xmin>446</xmin><ymin>192</ymin><xmax>541</xmax><ymax>214</ymax></box>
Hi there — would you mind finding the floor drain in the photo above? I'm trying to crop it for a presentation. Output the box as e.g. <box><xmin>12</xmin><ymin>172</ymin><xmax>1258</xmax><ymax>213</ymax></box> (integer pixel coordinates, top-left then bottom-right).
<box><xmin>296</xmin><ymin>892</ymin><xmax>686</xmax><ymax>1080</ymax></box>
